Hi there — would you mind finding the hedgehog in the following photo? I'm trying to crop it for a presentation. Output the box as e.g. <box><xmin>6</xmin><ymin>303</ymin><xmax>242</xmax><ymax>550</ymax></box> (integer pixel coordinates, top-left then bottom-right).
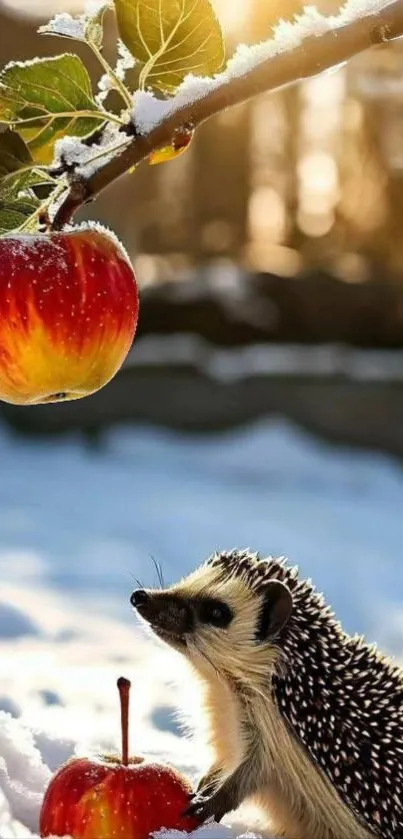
<box><xmin>130</xmin><ymin>549</ymin><xmax>403</xmax><ymax>839</ymax></box>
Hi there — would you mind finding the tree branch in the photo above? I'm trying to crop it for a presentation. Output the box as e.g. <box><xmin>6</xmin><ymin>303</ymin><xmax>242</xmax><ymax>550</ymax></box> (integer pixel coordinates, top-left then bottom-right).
<box><xmin>52</xmin><ymin>0</ymin><xmax>403</xmax><ymax>230</ymax></box>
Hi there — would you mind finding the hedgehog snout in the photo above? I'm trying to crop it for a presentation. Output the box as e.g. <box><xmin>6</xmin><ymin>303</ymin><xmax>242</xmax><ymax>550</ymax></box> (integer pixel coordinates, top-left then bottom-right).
<box><xmin>131</xmin><ymin>589</ymin><xmax>194</xmax><ymax>643</ymax></box>
<box><xmin>131</xmin><ymin>589</ymin><xmax>149</xmax><ymax>609</ymax></box>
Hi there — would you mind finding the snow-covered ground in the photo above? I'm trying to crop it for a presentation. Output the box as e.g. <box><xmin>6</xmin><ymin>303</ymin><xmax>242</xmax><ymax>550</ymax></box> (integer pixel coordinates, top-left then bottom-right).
<box><xmin>1</xmin><ymin>416</ymin><xmax>403</xmax><ymax>837</ymax></box>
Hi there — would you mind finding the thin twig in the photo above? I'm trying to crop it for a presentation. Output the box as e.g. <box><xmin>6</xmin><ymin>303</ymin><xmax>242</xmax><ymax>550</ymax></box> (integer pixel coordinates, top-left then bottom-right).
<box><xmin>52</xmin><ymin>0</ymin><xmax>403</xmax><ymax>230</ymax></box>
<box><xmin>90</xmin><ymin>40</ymin><xmax>133</xmax><ymax>109</ymax></box>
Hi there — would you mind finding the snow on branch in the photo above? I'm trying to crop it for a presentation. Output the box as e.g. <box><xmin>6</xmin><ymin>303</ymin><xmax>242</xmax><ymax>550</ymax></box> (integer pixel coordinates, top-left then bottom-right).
<box><xmin>132</xmin><ymin>0</ymin><xmax>396</xmax><ymax>135</ymax></box>
<box><xmin>52</xmin><ymin>0</ymin><xmax>403</xmax><ymax>229</ymax></box>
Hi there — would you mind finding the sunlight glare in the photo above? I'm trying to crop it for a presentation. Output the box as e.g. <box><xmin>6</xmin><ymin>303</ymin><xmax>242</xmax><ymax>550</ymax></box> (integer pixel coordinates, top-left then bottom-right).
<box><xmin>214</xmin><ymin>0</ymin><xmax>249</xmax><ymax>36</ymax></box>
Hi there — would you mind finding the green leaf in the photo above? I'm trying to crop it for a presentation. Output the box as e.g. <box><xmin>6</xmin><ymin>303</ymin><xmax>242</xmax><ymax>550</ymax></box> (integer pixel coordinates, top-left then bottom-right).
<box><xmin>86</xmin><ymin>3</ymin><xmax>110</xmax><ymax>48</ymax></box>
<box><xmin>0</xmin><ymin>129</ymin><xmax>54</xmax><ymax>196</ymax></box>
<box><xmin>0</xmin><ymin>130</ymin><xmax>59</xmax><ymax>234</ymax></box>
<box><xmin>0</xmin><ymin>55</ymin><xmax>105</xmax><ymax>163</ymax></box>
<box><xmin>0</xmin><ymin>193</ymin><xmax>40</xmax><ymax>234</ymax></box>
<box><xmin>113</xmin><ymin>0</ymin><xmax>225</xmax><ymax>93</ymax></box>
<box><xmin>0</xmin><ymin>128</ymin><xmax>31</xmax><ymax>174</ymax></box>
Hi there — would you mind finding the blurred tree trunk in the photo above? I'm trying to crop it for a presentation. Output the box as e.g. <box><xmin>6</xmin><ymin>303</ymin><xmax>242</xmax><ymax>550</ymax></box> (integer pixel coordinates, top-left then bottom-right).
<box><xmin>189</xmin><ymin>105</ymin><xmax>251</xmax><ymax>263</ymax></box>
<box><xmin>283</xmin><ymin>86</ymin><xmax>303</xmax><ymax>250</ymax></box>
<box><xmin>339</xmin><ymin>45</ymin><xmax>403</xmax><ymax>274</ymax></box>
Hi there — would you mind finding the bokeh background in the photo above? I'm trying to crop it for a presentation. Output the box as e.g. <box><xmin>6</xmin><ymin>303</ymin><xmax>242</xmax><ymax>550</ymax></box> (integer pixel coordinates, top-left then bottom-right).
<box><xmin>1</xmin><ymin>0</ymin><xmax>403</xmax><ymax>767</ymax></box>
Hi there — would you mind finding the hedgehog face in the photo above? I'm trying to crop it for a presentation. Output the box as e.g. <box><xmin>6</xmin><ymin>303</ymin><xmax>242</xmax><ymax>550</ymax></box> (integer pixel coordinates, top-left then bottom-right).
<box><xmin>130</xmin><ymin>550</ymin><xmax>293</xmax><ymax>689</ymax></box>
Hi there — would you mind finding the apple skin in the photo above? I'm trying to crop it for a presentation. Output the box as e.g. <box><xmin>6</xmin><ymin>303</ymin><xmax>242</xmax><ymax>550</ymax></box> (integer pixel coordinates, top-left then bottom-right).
<box><xmin>0</xmin><ymin>226</ymin><xmax>139</xmax><ymax>405</ymax></box>
<box><xmin>39</xmin><ymin>755</ymin><xmax>200</xmax><ymax>839</ymax></box>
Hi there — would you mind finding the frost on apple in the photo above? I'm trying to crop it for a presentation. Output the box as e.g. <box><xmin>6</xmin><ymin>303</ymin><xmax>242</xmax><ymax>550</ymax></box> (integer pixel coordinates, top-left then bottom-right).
<box><xmin>39</xmin><ymin>678</ymin><xmax>200</xmax><ymax>839</ymax></box>
<box><xmin>0</xmin><ymin>226</ymin><xmax>139</xmax><ymax>405</ymax></box>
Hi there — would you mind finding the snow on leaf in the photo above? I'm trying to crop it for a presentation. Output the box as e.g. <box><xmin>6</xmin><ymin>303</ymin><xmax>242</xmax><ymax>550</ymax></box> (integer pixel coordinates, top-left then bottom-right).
<box><xmin>38</xmin><ymin>14</ymin><xmax>88</xmax><ymax>42</ymax></box>
<box><xmin>113</xmin><ymin>0</ymin><xmax>225</xmax><ymax>93</ymax></box>
<box><xmin>39</xmin><ymin>4</ymin><xmax>110</xmax><ymax>49</ymax></box>
<box><xmin>0</xmin><ymin>55</ymin><xmax>105</xmax><ymax>164</ymax></box>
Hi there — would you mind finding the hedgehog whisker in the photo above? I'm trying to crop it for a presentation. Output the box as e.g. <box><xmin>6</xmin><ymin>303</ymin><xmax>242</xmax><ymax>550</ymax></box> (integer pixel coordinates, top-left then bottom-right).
<box><xmin>125</xmin><ymin>568</ymin><xmax>145</xmax><ymax>590</ymax></box>
<box><xmin>150</xmin><ymin>554</ymin><xmax>164</xmax><ymax>589</ymax></box>
<box><xmin>189</xmin><ymin>640</ymin><xmax>221</xmax><ymax>681</ymax></box>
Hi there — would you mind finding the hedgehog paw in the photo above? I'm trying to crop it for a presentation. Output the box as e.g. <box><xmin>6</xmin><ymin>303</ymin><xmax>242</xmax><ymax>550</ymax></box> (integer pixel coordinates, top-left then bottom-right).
<box><xmin>183</xmin><ymin>788</ymin><xmax>231</xmax><ymax>823</ymax></box>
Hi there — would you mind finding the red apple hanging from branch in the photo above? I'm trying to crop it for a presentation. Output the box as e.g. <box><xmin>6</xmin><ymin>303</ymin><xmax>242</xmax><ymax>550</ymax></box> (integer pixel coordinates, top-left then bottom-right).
<box><xmin>1</xmin><ymin>0</ymin><xmax>402</xmax><ymax>405</ymax></box>
<box><xmin>0</xmin><ymin>227</ymin><xmax>138</xmax><ymax>404</ymax></box>
<box><xmin>39</xmin><ymin>677</ymin><xmax>200</xmax><ymax>839</ymax></box>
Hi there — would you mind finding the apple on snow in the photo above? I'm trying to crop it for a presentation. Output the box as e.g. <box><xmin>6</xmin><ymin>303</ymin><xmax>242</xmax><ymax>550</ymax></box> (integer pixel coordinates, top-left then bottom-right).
<box><xmin>0</xmin><ymin>226</ymin><xmax>139</xmax><ymax>405</ymax></box>
<box><xmin>39</xmin><ymin>678</ymin><xmax>200</xmax><ymax>839</ymax></box>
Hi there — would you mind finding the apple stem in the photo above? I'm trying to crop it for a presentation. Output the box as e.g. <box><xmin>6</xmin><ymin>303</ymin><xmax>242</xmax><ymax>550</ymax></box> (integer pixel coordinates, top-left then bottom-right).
<box><xmin>117</xmin><ymin>676</ymin><xmax>131</xmax><ymax>767</ymax></box>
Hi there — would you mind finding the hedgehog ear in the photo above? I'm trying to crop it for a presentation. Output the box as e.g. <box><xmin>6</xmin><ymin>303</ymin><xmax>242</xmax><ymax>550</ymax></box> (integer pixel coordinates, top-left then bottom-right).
<box><xmin>256</xmin><ymin>580</ymin><xmax>293</xmax><ymax>642</ymax></box>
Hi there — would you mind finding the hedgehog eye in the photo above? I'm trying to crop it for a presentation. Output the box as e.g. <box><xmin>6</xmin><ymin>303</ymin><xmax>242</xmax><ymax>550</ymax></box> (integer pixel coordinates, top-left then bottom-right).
<box><xmin>198</xmin><ymin>599</ymin><xmax>233</xmax><ymax>628</ymax></box>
